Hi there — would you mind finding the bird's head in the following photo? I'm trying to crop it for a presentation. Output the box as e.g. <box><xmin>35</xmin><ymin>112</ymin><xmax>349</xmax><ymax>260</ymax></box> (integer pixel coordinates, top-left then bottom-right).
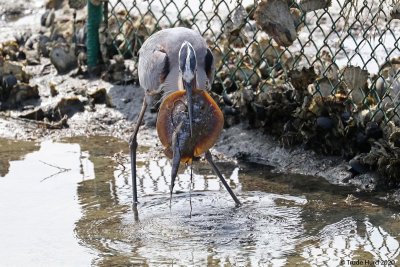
<box><xmin>178</xmin><ymin>41</ymin><xmax>197</xmax><ymax>136</ymax></box>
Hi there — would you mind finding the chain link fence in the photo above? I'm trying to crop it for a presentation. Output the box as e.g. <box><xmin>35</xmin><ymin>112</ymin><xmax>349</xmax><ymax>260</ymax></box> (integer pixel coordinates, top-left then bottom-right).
<box><xmin>96</xmin><ymin>0</ymin><xmax>400</xmax><ymax>181</ymax></box>
<box><xmin>100</xmin><ymin>0</ymin><xmax>400</xmax><ymax>126</ymax></box>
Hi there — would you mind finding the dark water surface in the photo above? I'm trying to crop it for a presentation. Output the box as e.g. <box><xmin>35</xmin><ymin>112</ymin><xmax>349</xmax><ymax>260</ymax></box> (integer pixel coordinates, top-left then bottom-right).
<box><xmin>0</xmin><ymin>136</ymin><xmax>399</xmax><ymax>266</ymax></box>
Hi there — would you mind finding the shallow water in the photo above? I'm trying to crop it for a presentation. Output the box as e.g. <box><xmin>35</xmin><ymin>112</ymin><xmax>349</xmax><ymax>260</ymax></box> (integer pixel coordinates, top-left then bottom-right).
<box><xmin>1</xmin><ymin>136</ymin><xmax>400</xmax><ymax>266</ymax></box>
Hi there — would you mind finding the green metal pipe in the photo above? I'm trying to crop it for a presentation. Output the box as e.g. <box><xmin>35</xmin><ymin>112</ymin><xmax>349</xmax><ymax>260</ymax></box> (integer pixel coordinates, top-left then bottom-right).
<box><xmin>86</xmin><ymin>0</ymin><xmax>103</xmax><ymax>70</ymax></box>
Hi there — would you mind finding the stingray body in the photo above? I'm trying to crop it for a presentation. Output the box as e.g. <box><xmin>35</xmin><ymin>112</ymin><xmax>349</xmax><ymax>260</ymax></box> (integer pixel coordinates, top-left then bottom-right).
<box><xmin>157</xmin><ymin>89</ymin><xmax>224</xmax><ymax>162</ymax></box>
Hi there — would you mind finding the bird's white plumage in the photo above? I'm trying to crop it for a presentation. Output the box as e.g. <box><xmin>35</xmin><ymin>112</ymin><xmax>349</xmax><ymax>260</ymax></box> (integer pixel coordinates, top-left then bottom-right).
<box><xmin>182</xmin><ymin>42</ymin><xmax>196</xmax><ymax>83</ymax></box>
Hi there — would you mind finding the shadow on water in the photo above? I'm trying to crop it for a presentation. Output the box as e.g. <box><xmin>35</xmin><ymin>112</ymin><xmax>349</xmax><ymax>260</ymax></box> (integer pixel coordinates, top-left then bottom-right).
<box><xmin>0</xmin><ymin>136</ymin><xmax>400</xmax><ymax>266</ymax></box>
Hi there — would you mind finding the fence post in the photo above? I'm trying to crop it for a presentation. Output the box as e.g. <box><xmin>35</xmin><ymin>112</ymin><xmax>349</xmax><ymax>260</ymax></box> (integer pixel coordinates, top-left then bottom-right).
<box><xmin>86</xmin><ymin>0</ymin><xmax>103</xmax><ymax>70</ymax></box>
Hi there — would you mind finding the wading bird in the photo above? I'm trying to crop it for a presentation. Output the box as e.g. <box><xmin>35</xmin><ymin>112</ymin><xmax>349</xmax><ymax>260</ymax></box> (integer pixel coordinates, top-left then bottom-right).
<box><xmin>130</xmin><ymin>27</ymin><xmax>240</xmax><ymax>206</ymax></box>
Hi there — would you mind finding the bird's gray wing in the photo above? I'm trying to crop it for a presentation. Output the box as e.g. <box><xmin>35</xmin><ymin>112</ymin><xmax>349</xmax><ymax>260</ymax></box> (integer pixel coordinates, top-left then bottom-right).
<box><xmin>204</xmin><ymin>48</ymin><xmax>215</xmax><ymax>86</ymax></box>
<box><xmin>138</xmin><ymin>45</ymin><xmax>170</xmax><ymax>95</ymax></box>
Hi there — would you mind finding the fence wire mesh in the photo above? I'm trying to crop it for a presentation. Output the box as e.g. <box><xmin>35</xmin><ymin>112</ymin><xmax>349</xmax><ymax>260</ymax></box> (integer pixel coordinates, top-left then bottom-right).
<box><xmin>102</xmin><ymin>0</ymin><xmax>400</xmax><ymax>127</ymax></box>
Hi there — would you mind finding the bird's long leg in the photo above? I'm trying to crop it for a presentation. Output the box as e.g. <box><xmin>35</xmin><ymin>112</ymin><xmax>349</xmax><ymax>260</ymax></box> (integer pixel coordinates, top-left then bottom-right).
<box><xmin>129</xmin><ymin>97</ymin><xmax>148</xmax><ymax>204</ymax></box>
<box><xmin>205</xmin><ymin>150</ymin><xmax>241</xmax><ymax>206</ymax></box>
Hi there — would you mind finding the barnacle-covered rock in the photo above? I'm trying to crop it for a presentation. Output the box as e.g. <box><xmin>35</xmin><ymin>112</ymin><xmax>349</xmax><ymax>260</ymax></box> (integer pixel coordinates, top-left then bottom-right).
<box><xmin>1</xmin><ymin>41</ymin><xmax>20</xmax><ymax>60</ymax></box>
<box><xmin>356</xmin><ymin>139</ymin><xmax>400</xmax><ymax>186</ymax></box>
<box><xmin>254</xmin><ymin>0</ymin><xmax>298</xmax><ymax>47</ymax></box>
<box><xmin>308</xmin><ymin>94</ymin><xmax>349</xmax><ymax>117</ymax></box>
<box><xmin>299</xmin><ymin>0</ymin><xmax>332</xmax><ymax>12</ymax></box>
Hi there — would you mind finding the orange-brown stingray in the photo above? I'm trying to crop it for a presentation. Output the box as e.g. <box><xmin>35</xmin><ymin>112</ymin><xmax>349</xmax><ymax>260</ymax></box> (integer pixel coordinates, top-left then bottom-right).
<box><xmin>157</xmin><ymin>89</ymin><xmax>224</xmax><ymax>163</ymax></box>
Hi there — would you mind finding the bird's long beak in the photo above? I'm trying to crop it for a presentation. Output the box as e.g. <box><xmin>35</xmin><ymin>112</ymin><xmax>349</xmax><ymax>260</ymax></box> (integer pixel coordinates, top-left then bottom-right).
<box><xmin>183</xmin><ymin>78</ymin><xmax>195</xmax><ymax>136</ymax></box>
<box><xmin>170</xmin><ymin>121</ymin><xmax>183</xmax><ymax>198</ymax></box>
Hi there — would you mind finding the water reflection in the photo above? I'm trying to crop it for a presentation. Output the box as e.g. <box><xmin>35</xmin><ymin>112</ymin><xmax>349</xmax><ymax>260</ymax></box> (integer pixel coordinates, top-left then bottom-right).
<box><xmin>0</xmin><ymin>138</ymin><xmax>39</xmax><ymax>177</ymax></box>
<box><xmin>0</xmin><ymin>140</ymin><xmax>93</xmax><ymax>266</ymax></box>
<box><xmin>0</xmin><ymin>137</ymin><xmax>400</xmax><ymax>266</ymax></box>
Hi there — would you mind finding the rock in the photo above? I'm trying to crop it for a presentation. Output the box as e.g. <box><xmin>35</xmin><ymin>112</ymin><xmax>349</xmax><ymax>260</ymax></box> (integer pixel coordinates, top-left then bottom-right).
<box><xmin>391</xmin><ymin>3</ymin><xmax>400</xmax><ymax>20</ymax></box>
<box><xmin>389</xmin><ymin>131</ymin><xmax>400</xmax><ymax>148</ymax></box>
<box><xmin>14</xmin><ymin>32</ymin><xmax>32</xmax><ymax>47</ymax></box>
<box><xmin>365</xmin><ymin>121</ymin><xmax>382</xmax><ymax>139</ymax></box>
<box><xmin>19</xmin><ymin>108</ymin><xmax>46</xmax><ymax>120</ymax></box>
<box><xmin>46</xmin><ymin>0</ymin><xmax>64</xmax><ymax>10</ymax></box>
<box><xmin>299</xmin><ymin>0</ymin><xmax>332</xmax><ymax>12</ymax></box>
<box><xmin>25</xmin><ymin>50</ymin><xmax>41</xmax><ymax>65</ymax></box>
<box><xmin>2</xmin><ymin>74</ymin><xmax>18</xmax><ymax>87</ymax></box>
<box><xmin>88</xmin><ymin>88</ymin><xmax>114</xmax><ymax>107</ymax></box>
<box><xmin>6</xmin><ymin>83</ymin><xmax>39</xmax><ymax>108</ymax></box>
<box><xmin>235</xmin><ymin>66</ymin><xmax>260</xmax><ymax>88</ymax></box>
<box><xmin>0</xmin><ymin>60</ymin><xmax>30</xmax><ymax>83</ymax></box>
<box><xmin>25</xmin><ymin>34</ymin><xmax>40</xmax><ymax>50</ymax></box>
<box><xmin>41</xmin><ymin>9</ymin><xmax>55</xmax><ymax>27</ymax></box>
<box><xmin>222</xmin><ymin>92</ymin><xmax>233</xmax><ymax>106</ymax></box>
<box><xmin>316</xmin><ymin>116</ymin><xmax>334</xmax><ymax>129</ymax></box>
<box><xmin>0</xmin><ymin>74</ymin><xmax>18</xmax><ymax>101</ymax></box>
<box><xmin>50</xmin><ymin>43</ymin><xmax>77</xmax><ymax>74</ymax></box>
<box><xmin>223</xmin><ymin>105</ymin><xmax>238</xmax><ymax>116</ymax></box>
<box><xmin>69</xmin><ymin>0</ymin><xmax>86</xmax><ymax>9</ymax></box>
<box><xmin>0</xmin><ymin>75</ymin><xmax>18</xmax><ymax>102</ymax></box>
<box><xmin>356</xmin><ymin>132</ymin><xmax>367</xmax><ymax>145</ymax></box>
<box><xmin>349</xmin><ymin>157</ymin><xmax>366</xmax><ymax>174</ymax></box>
<box><xmin>49</xmin><ymin>82</ymin><xmax>58</xmax><ymax>96</ymax></box>
<box><xmin>38</xmin><ymin>35</ymin><xmax>52</xmax><ymax>57</ymax></box>
<box><xmin>1</xmin><ymin>41</ymin><xmax>20</xmax><ymax>60</ymax></box>
<box><xmin>341</xmin><ymin>112</ymin><xmax>351</xmax><ymax>122</ymax></box>
<box><xmin>75</xmin><ymin>24</ymin><xmax>87</xmax><ymax>48</ymax></box>
<box><xmin>288</xmin><ymin>67</ymin><xmax>317</xmax><ymax>91</ymax></box>
<box><xmin>254</xmin><ymin>0</ymin><xmax>298</xmax><ymax>47</ymax></box>
<box><xmin>90</xmin><ymin>0</ymin><xmax>103</xmax><ymax>6</ymax></box>
<box><xmin>54</xmin><ymin>97</ymin><xmax>84</xmax><ymax>120</ymax></box>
